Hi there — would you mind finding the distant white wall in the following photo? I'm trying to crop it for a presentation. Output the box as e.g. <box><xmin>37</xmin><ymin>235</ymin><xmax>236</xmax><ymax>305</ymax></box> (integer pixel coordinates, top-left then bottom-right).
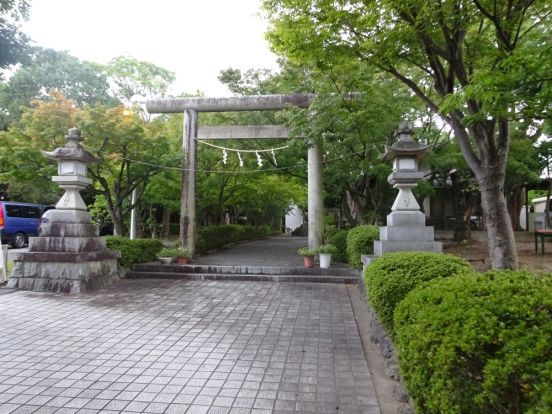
<box><xmin>532</xmin><ymin>197</ymin><xmax>550</xmax><ymax>213</ymax></box>
<box><xmin>422</xmin><ymin>197</ymin><xmax>431</xmax><ymax>217</ymax></box>
<box><xmin>519</xmin><ymin>206</ymin><xmax>527</xmax><ymax>230</ymax></box>
<box><xmin>285</xmin><ymin>205</ymin><xmax>304</xmax><ymax>232</ymax></box>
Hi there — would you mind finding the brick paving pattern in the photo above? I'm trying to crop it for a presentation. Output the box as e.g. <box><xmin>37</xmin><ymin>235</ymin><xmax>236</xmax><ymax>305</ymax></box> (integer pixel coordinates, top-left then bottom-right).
<box><xmin>0</xmin><ymin>280</ymin><xmax>379</xmax><ymax>413</ymax></box>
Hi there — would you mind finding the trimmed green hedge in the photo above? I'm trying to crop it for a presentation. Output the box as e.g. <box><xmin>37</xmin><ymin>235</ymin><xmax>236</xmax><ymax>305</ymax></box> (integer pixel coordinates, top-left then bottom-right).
<box><xmin>328</xmin><ymin>229</ymin><xmax>348</xmax><ymax>263</ymax></box>
<box><xmin>105</xmin><ymin>236</ymin><xmax>164</xmax><ymax>268</ymax></box>
<box><xmin>394</xmin><ymin>270</ymin><xmax>552</xmax><ymax>414</ymax></box>
<box><xmin>365</xmin><ymin>251</ymin><xmax>471</xmax><ymax>334</ymax></box>
<box><xmin>346</xmin><ymin>225</ymin><xmax>379</xmax><ymax>269</ymax></box>
<box><xmin>196</xmin><ymin>225</ymin><xmax>273</xmax><ymax>255</ymax></box>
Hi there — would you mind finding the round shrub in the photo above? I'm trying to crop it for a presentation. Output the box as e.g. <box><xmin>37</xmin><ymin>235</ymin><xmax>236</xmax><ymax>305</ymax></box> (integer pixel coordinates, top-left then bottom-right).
<box><xmin>394</xmin><ymin>270</ymin><xmax>552</xmax><ymax>414</ymax></box>
<box><xmin>364</xmin><ymin>252</ymin><xmax>471</xmax><ymax>334</ymax></box>
<box><xmin>328</xmin><ymin>229</ymin><xmax>348</xmax><ymax>263</ymax></box>
<box><xmin>346</xmin><ymin>225</ymin><xmax>379</xmax><ymax>269</ymax></box>
<box><xmin>105</xmin><ymin>236</ymin><xmax>164</xmax><ymax>268</ymax></box>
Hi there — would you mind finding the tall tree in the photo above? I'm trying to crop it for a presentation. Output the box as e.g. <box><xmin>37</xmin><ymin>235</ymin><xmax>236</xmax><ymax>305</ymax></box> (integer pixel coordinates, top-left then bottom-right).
<box><xmin>106</xmin><ymin>56</ymin><xmax>176</xmax><ymax>103</ymax></box>
<box><xmin>0</xmin><ymin>92</ymin><xmax>74</xmax><ymax>203</ymax></box>
<box><xmin>78</xmin><ymin>105</ymin><xmax>175</xmax><ymax>236</ymax></box>
<box><xmin>0</xmin><ymin>0</ymin><xmax>29</xmax><ymax>71</ymax></box>
<box><xmin>0</xmin><ymin>48</ymin><xmax>116</xmax><ymax>129</ymax></box>
<box><xmin>0</xmin><ymin>93</ymin><xmax>175</xmax><ymax>235</ymax></box>
<box><xmin>264</xmin><ymin>0</ymin><xmax>552</xmax><ymax>268</ymax></box>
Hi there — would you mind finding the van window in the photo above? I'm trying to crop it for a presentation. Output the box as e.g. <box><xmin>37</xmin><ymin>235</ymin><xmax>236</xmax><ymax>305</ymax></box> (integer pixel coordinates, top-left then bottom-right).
<box><xmin>5</xmin><ymin>205</ymin><xmax>42</xmax><ymax>219</ymax></box>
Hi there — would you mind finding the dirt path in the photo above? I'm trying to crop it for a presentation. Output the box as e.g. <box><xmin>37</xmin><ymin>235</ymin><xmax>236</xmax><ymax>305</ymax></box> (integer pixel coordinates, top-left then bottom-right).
<box><xmin>439</xmin><ymin>231</ymin><xmax>552</xmax><ymax>273</ymax></box>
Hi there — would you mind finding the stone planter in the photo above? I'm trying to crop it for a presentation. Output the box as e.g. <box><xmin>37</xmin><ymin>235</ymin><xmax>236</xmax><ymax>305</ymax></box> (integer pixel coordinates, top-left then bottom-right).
<box><xmin>158</xmin><ymin>257</ymin><xmax>176</xmax><ymax>264</ymax></box>
<box><xmin>319</xmin><ymin>253</ymin><xmax>332</xmax><ymax>268</ymax></box>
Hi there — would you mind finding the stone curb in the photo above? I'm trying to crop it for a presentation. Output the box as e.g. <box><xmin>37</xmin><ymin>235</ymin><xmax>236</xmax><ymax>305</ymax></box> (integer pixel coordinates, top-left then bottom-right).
<box><xmin>347</xmin><ymin>284</ymin><xmax>415</xmax><ymax>414</ymax></box>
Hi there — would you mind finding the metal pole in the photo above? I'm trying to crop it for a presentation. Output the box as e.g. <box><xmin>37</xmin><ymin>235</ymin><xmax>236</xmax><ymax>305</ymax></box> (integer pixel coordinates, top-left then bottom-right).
<box><xmin>129</xmin><ymin>188</ymin><xmax>137</xmax><ymax>240</ymax></box>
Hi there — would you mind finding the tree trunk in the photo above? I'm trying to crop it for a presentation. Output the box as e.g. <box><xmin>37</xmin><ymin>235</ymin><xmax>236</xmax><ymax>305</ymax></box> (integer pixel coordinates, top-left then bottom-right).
<box><xmin>449</xmin><ymin>116</ymin><xmax>518</xmax><ymax>269</ymax></box>
<box><xmin>161</xmin><ymin>208</ymin><xmax>171</xmax><ymax>238</ymax></box>
<box><xmin>478</xmin><ymin>174</ymin><xmax>519</xmax><ymax>269</ymax></box>
<box><xmin>507</xmin><ymin>187</ymin><xmax>524</xmax><ymax>231</ymax></box>
<box><xmin>450</xmin><ymin>171</ymin><xmax>471</xmax><ymax>242</ymax></box>
<box><xmin>110</xmin><ymin>209</ymin><xmax>124</xmax><ymax>237</ymax></box>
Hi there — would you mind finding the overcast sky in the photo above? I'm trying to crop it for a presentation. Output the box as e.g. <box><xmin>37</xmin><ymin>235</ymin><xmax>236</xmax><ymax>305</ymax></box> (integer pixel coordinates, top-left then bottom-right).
<box><xmin>22</xmin><ymin>0</ymin><xmax>280</xmax><ymax>97</ymax></box>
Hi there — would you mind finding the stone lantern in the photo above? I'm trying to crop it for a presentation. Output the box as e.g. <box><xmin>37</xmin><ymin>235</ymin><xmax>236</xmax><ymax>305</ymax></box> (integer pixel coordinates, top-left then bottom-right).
<box><xmin>8</xmin><ymin>128</ymin><xmax>120</xmax><ymax>293</ymax></box>
<box><xmin>44</xmin><ymin>128</ymin><xmax>98</xmax><ymax>212</ymax></box>
<box><xmin>383</xmin><ymin>121</ymin><xmax>431</xmax><ymax>215</ymax></box>
<box><xmin>370</xmin><ymin>121</ymin><xmax>442</xmax><ymax>261</ymax></box>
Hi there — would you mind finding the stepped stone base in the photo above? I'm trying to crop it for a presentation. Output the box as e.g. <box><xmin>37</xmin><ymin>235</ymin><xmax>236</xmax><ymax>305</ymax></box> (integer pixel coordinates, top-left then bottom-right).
<box><xmin>371</xmin><ymin>210</ymin><xmax>442</xmax><ymax>259</ymax></box>
<box><xmin>374</xmin><ymin>240</ymin><xmax>442</xmax><ymax>256</ymax></box>
<box><xmin>379</xmin><ymin>226</ymin><xmax>434</xmax><ymax>241</ymax></box>
<box><xmin>7</xmin><ymin>209</ymin><xmax>120</xmax><ymax>294</ymax></box>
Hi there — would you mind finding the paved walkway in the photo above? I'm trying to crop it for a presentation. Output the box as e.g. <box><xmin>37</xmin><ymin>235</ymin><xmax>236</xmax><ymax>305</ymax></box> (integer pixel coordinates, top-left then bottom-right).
<box><xmin>193</xmin><ymin>236</ymin><xmax>350</xmax><ymax>270</ymax></box>
<box><xmin>0</xmin><ymin>279</ymin><xmax>380</xmax><ymax>414</ymax></box>
<box><xmin>194</xmin><ymin>236</ymin><xmax>306</xmax><ymax>267</ymax></box>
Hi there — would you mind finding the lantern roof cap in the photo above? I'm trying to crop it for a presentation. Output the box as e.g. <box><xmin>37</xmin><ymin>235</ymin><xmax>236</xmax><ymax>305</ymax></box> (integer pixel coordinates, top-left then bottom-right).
<box><xmin>382</xmin><ymin>121</ymin><xmax>431</xmax><ymax>161</ymax></box>
<box><xmin>42</xmin><ymin>128</ymin><xmax>100</xmax><ymax>164</ymax></box>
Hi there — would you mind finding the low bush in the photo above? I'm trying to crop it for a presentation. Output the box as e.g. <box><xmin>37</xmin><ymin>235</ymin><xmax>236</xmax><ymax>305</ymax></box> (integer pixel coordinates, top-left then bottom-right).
<box><xmin>328</xmin><ymin>229</ymin><xmax>348</xmax><ymax>263</ymax></box>
<box><xmin>196</xmin><ymin>225</ymin><xmax>274</xmax><ymax>254</ymax></box>
<box><xmin>315</xmin><ymin>244</ymin><xmax>338</xmax><ymax>255</ymax></box>
<box><xmin>394</xmin><ymin>270</ymin><xmax>552</xmax><ymax>414</ymax></box>
<box><xmin>297</xmin><ymin>247</ymin><xmax>316</xmax><ymax>256</ymax></box>
<box><xmin>346</xmin><ymin>225</ymin><xmax>379</xmax><ymax>269</ymax></box>
<box><xmin>364</xmin><ymin>251</ymin><xmax>471</xmax><ymax>334</ymax></box>
<box><xmin>105</xmin><ymin>236</ymin><xmax>164</xmax><ymax>268</ymax></box>
<box><xmin>156</xmin><ymin>247</ymin><xmax>190</xmax><ymax>258</ymax></box>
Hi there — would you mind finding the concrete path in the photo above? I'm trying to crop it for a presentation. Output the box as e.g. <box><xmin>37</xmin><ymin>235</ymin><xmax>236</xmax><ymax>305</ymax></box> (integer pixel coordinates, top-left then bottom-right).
<box><xmin>0</xmin><ymin>279</ymin><xmax>380</xmax><ymax>414</ymax></box>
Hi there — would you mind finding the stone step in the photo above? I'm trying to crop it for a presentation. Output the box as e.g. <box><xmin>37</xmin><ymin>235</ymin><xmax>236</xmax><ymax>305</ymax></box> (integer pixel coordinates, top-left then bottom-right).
<box><xmin>126</xmin><ymin>271</ymin><xmax>359</xmax><ymax>284</ymax></box>
<box><xmin>133</xmin><ymin>262</ymin><xmax>359</xmax><ymax>277</ymax></box>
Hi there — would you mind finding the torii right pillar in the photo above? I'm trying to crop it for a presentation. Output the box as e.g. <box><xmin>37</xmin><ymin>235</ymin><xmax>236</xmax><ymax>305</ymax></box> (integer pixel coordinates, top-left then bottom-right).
<box><xmin>373</xmin><ymin>121</ymin><xmax>442</xmax><ymax>257</ymax></box>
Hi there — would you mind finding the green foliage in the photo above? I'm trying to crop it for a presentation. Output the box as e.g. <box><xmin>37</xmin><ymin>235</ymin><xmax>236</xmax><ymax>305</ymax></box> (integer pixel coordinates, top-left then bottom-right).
<box><xmin>328</xmin><ymin>229</ymin><xmax>348</xmax><ymax>263</ymax></box>
<box><xmin>364</xmin><ymin>252</ymin><xmax>471</xmax><ymax>334</ymax></box>
<box><xmin>264</xmin><ymin>0</ymin><xmax>552</xmax><ymax>269</ymax></box>
<box><xmin>106</xmin><ymin>56</ymin><xmax>175</xmax><ymax>102</ymax></box>
<box><xmin>105</xmin><ymin>236</ymin><xmax>163</xmax><ymax>268</ymax></box>
<box><xmin>0</xmin><ymin>92</ymin><xmax>74</xmax><ymax>203</ymax></box>
<box><xmin>315</xmin><ymin>244</ymin><xmax>337</xmax><ymax>255</ymax></box>
<box><xmin>297</xmin><ymin>247</ymin><xmax>316</xmax><ymax>256</ymax></box>
<box><xmin>0</xmin><ymin>48</ymin><xmax>116</xmax><ymax>128</ymax></box>
<box><xmin>156</xmin><ymin>247</ymin><xmax>190</xmax><ymax>258</ymax></box>
<box><xmin>195</xmin><ymin>225</ymin><xmax>273</xmax><ymax>255</ymax></box>
<box><xmin>394</xmin><ymin>270</ymin><xmax>552</xmax><ymax>414</ymax></box>
<box><xmin>346</xmin><ymin>225</ymin><xmax>379</xmax><ymax>269</ymax></box>
<box><xmin>0</xmin><ymin>0</ymin><xmax>29</xmax><ymax>72</ymax></box>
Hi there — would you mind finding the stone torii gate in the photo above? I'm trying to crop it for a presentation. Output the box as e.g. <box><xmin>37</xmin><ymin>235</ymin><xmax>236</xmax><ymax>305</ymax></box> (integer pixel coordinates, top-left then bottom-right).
<box><xmin>146</xmin><ymin>94</ymin><xmax>324</xmax><ymax>255</ymax></box>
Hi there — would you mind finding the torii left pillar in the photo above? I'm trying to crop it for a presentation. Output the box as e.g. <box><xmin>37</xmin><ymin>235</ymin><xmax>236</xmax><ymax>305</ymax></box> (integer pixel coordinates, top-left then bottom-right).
<box><xmin>181</xmin><ymin>109</ymin><xmax>198</xmax><ymax>255</ymax></box>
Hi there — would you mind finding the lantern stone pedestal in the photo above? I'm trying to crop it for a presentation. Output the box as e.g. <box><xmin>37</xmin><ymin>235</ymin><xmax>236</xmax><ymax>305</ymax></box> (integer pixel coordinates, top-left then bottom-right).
<box><xmin>363</xmin><ymin>122</ymin><xmax>441</xmax><ymax>269</ymax></box>
<box><xmin>7</xmin><ymin>128</ymin><xmax>120</xmax><ymax>293</ymax></box>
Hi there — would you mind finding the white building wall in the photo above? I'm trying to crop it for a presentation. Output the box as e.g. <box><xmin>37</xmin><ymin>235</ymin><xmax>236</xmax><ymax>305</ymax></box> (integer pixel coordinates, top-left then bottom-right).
<box><xmin>285</xmin><ymin>205</ymin><xmax>304</xmax><ymax>233</ymax></box>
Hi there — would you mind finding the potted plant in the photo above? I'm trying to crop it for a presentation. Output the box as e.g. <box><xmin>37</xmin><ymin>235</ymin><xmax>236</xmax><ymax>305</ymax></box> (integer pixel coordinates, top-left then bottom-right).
<box><xmin>156</xmin><ymin>247</ymin><xmax>190</xmax><ymax>264</ymax></box>
<box><xmin>297</xmin><ymin>247</ymin><xmax>316</xmax><ymax>268</ymax></box>
<box><xmin>175</xmin><ymin>247</ymin><xmax>191</xmax><ymax>264</ymax></box>
<box><xmin>316</xmin><ymin>244</ymin><xmax>337</xmax><ymax>268</ymax></box>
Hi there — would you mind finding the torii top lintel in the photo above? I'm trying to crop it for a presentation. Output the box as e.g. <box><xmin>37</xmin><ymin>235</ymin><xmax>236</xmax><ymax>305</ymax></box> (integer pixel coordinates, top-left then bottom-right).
<box><xmin>146</xmin><ymin>93</ymin><xmax>315</xmax><ymax>114</ymax></box>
